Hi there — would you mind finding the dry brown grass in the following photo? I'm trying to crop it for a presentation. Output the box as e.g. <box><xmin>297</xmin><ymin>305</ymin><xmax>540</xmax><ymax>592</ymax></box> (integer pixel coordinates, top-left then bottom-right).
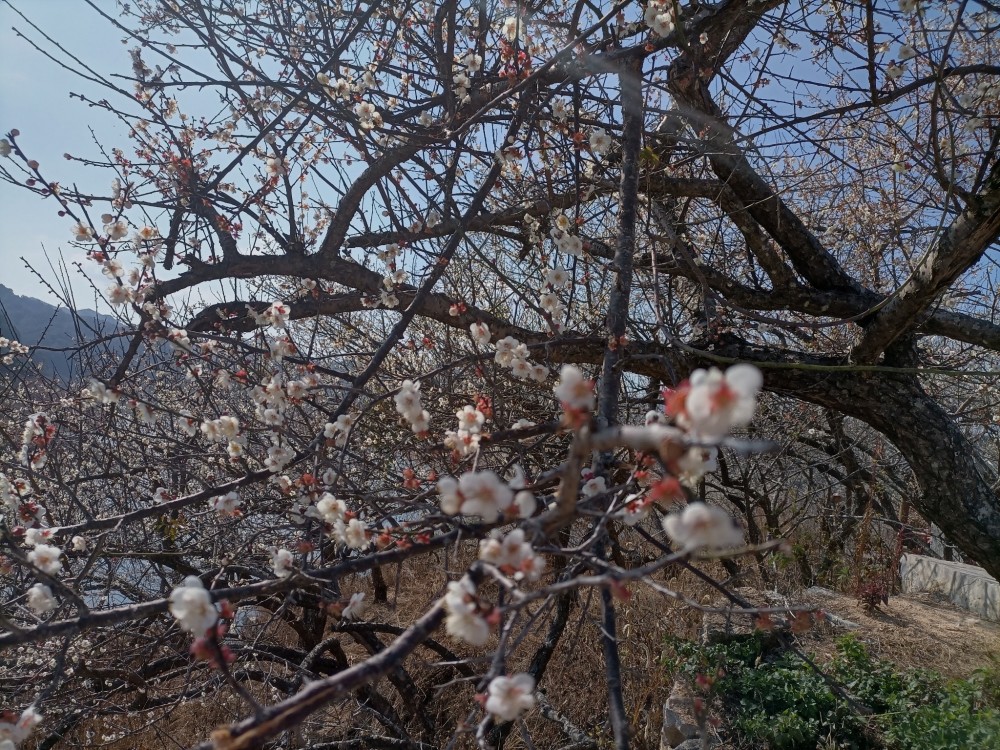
<box><xmin>38</xmin><ymin>533</ymin><xmax>728</xmax><ymax>750</ymax></box>
<box><xmin>41</xmin><ymin>534</ymin><xmax>997</xmax><ymax>750</ymax></box>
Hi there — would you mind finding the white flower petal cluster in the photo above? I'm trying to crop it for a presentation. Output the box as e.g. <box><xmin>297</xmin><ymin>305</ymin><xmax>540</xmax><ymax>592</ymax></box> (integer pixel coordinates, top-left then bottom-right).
<box><xmin>354</xmin><ymin>100</ymin><xmax>383</xmax><ymax>129</ymax></box>
<box><xmin>479</xmin><ymin>529</ymin><xmax>545</xmax><ymax>581</ymax></box>
<box><xmin>644</xmin><ymin>0</ymin><xmax>676</xmax><ymax>37</ymax></box>
<box><xmin>663</xmin><ymin>502</ymin><xmax>743</xmax><ymax>551</ymax></box>
<box><xmin>209</xmin><ymin>490</ymin><xmax>242</xmax><ymax>517</ymax></box>
<box><xmin>588</xmin><ymin>128</ymin><xmax>612</xmax><ymax>156</ymax></box>
<box><xmin>168</xmin><ymin>576</ymin><xmax>218</xmax><ymax>635</ymax></box>
<box><xmin>553</xmin><ymin>365</ymin><xmax>595</xmax><ymax>412</ymax></box>
<box><xmin>443</xmin><ymin>575</ymin><xmax>490</xmax><ymax>645</ymax></box>
<box><xmin>676</xmin><ymin>446</ymin><xmax>719</xmax><ymax>485</ymax></box>
<box><xmin>452</xmin><ymin>50</ymin><xmax>481</xmax><ymax>102</ymax></box>
<box><xmin>311</xmin><ymin>492</ymin><xmax>347</xmax><ymax>524</ymax></box>
<box><xmin>269</xmin><ymin>547</ymin><xmax>294</xmax><ymax>578</ymax></box>
<box><xmin>444</xmin><ymin>404</ymin><xmax>487</xmax><ymax>458</ymax></box>
<box><xmin>580</xmin><ymin>473</ymin><xmax>606</xmax><ymax>498</ymax></box>
<box><xmin>23</xmin><ymin>527</ymin><xmax>54</xmax><ymax>547</ymax></box>
<box><xmin>26</xmin><ymin>583</ymin><xmax>57</xmax><ymax>615</ymax></box>
<box><xmin>500</xmin><ymin>16</ymin><xmax>525</xmax><ymax>42</ymax></box>
<box><xmin>248</xmin><ymin>301</ymin><xmax>292</xmax><ymax>328</ymax></box>
<box><xmin>20</xmin><ymin>412</ymin><xmax>52</xmax><ymax>470</ymax></box>
<box><xmin>28</xmin><ymin>544</ymin><xmax>63</xmax><ymax>575</ymax></box>
<box><xmin>493</xmin><ymin>336</ymin><xmax>548</xmax><ymax>382</ymax></box>
<box><xmin>394</xmin><ymin>380</ymin><xmax>430</xmax><ymax>434</ymax></box>
<box><xmin>677</xmin><ymin>364</ymin><xmax>762</xmax><ymax>440</ymax></box>
<box><xmin>485</xmin><ymin>673</ymin><xmax>536</xmax><ymax>721</ymax></box>
<box><xmin>323</xmin><ymin>413</ymin><xmax>356</xmax><ymax>447</ymax></box>
<box><xmin>438</xmin><ymin>470</ymin><xmax>516</xmax><ymax>522</ymax></box>
<box><xmin>469</xmin><ymin>322</ymin><xmax>491</xmax><ymax>345</ymax></box>
<box><xmin>549</xmin><ymin>222</ymin><xmax>584</xmax><ymax>257</ymax></box>
<box><xmin>333</xmin><ymin>517</ymin><xmax>369</xmax><ymax>549</ymax></box>
<box><xmin>81</xmin><ymin>379</ymin><xmax>119</xmax><ymax>406</ymax></box>
<box><xmin>342</xmin><ymin>592</ymin><xmax>366</xmax><ymax>620</ymax></box>
<box><xmin>0</xmin><ymin>707</ymin><xmax>42</xmax><ymax>747</ymax></box>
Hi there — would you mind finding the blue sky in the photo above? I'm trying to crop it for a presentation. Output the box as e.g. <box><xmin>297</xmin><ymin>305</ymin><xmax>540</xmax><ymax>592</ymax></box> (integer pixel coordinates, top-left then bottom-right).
<box><xmin>0</xmin><ymin>0</ymin><xmax>130</xmax><ymax>304</ymax></box>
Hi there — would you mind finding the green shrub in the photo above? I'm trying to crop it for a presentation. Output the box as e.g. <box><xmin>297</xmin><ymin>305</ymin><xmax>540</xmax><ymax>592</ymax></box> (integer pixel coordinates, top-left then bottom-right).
<box><xmin>665</xmin><ymin>632</ymin><xmax>1000</xmax><ymax>750</ymax></box>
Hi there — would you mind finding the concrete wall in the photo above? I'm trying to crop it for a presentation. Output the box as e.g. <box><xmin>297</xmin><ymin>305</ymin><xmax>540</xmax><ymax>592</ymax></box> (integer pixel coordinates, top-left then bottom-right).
<box><xmin>900</xmin><ymin>554</ymin><xmax>1000</xmax><ymax>622</ymax></box>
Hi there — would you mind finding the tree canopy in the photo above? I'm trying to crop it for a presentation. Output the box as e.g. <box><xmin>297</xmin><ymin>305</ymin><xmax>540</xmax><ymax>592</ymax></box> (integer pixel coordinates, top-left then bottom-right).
<box><xmin>1</xmin><ymin>1</ymin><xmax>999</xmax><ymax>748</ymax></box>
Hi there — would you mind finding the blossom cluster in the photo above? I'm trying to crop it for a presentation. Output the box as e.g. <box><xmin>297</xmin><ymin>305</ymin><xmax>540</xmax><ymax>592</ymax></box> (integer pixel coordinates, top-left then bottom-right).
<box><xmin>0</xmin><ymin>707</ymin><xmax>42</xmax><ymax>749</ymax></box>
<box><xmin>394</xmin><ymin>379</ymin><xmax>430</xmax><ymax>434</ymax></box>
<box><xmin>444</xmin><ymin>575</ymin><xmax>491</xmax><ymax>645</ymax></box>
<box><xmin>20</xmin><ymin>413</ymin><xmax>55</xmax><ymax>470</ymax></box>
<box><xmin>0</xmin><ymin>336</ymin><xmax>30</xmax><ymax>366</ymax></box>
<box><xmin>494</xmin><ymin>336</ymin><xmax>549</xmax><ymax>382</ymax></box>
<box><xmin>485</xmin><ymin>673</ymin><xmax>536</xmax><ymax>721</ymax></box>
<box><xmin>168</xmin><ymin>576</ymin><xmax>219</xmax><ymax>635</ymax></box>
<box><xmin>644</xmin><ymin>0</ymin><xmax>676</xmax><ymax>37</ymax></box>
<box><xmin>306</xmin><ymin>492</ymin><xmax>369</xmax><ymax>549</ymax></box>
<box><xmin>444</xmin><ymin>404</ymin><xmax>487</xmax><ymax>458</ymax></box>
<box><xmin>665</xmin><ymin>364</ymin><xmax>762</xmax><ymax>440</ymax></box>
<box><xmin>478</xmin><ymin>529</ymin><xmax>545</xmax><ymax>581</ymax></box>
<box><xmin>438</xmin><ymin>469</ymin><xmax>535</xmax><ymax>523</ymax></box>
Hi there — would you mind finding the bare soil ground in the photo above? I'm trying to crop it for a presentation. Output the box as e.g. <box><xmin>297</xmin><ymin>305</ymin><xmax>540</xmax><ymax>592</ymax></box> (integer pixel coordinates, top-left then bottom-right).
<box><xmin>795</xmin><ymin>587</ymin><xmax>1000</xmax><ymax>680</ymax></box>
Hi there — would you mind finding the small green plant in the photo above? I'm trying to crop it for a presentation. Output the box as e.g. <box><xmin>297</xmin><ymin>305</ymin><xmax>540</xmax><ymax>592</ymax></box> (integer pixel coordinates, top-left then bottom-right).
<box><xmin>665</xmin><ymin>632</ymin><xmax>1000</xmax><ymax>750</ymax></box>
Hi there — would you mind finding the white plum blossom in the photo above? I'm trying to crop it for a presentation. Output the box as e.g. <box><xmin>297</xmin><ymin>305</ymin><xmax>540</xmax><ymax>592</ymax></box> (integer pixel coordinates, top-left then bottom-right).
<box><xmin>677</xmin><ymin>446</ymin><xmax>719</xmax><ymax>485</ymax></box>
<box><xmin>107</xmin><ymin>284</ymin><xmax>132</xmax><ymax>306</ymax></box>
<box><xmin>265</xmin><ymin>444</ymin><xmax>295</xmax><ymax>472</ymax></box>
<box><xmin>470</xmin><ymin>322</ymin><xmax>491</xmax><ymax>345</ymax></box>
<box><xmin>209</xmin><ymin>490</ymin><xmax>242</xmax><ymax>516</ymax></box>
<box><xmin>619</xmin><ymin>493</ymin><xmax>653</xmax><ymax>526</ymax></box>
<box><xmin>644</xmin><ymin>0</ymin><xmax>676</xmax><ymax>36</ymax></box>
<box><xmin>456</xmin><ymin>405</ymin><xmax>485</xmax><ymax>432</ymax></box>
<box><xmin>26</xmin><ymin>583</ymin><xmax>57</xmax><ymax>615</ymax></box>
<box><xmin>589</xmin><ymin>128</ymin><xmax>612</xmax><ymax>156</ymax></box>
<box><xmin>554</xmin><ymin>365</ymin><xmax>595</xmax><ymax>412</ymax></box>
<box><xmin>265</xmin><ymin>157</ymin><xmax>286</xmax><ymax>177</ymax></box>
<box><xmin>28</xmin><ymin>544</ymin><xmax>62</xmax><ymax>575</ymax></box>
<box><xmin>394</xmin><ymin>380</ymin><xmax>429</xmax><ymax>433</ymax></box>
<box><xmin>485</xmin><ymin>673</ymin><xmax>536</xmax><ymax>721</ymax></box>
<box><xmin>438</xmin><ymin>470</ymin><xmax>515</xmax><ymax>522</ymax></box>
<box><xmin>444</xmin><ymin>428</ymin><xmax>481</xmax><ymax>458</ymax></box>
<box><xmin>355</xmin><ymin>100</ymin><xmax>382</xmax><ymax>129</ymax></box>
<box><xmin>674</xmin><ymin>364</ymin><xmax>762</xmax><ymax>440</ymax></box>
<box><xmin>580</xmin><ymin>475</ymin><xmax>606</xmax><ymax>498</ymax></box>
<box><xmin>313</xmin><ymin>492</ymin><xmax>347</xmax><ymax>524</ymax></box>
<box><xmin>544</xmin><ymin>266</ymin><xmax>571</xmax><ymax>289</ymax></box>
<box><xmin>663</xmin><ymin>502</ymin><xmax>743</xmax><ymax>551</ymax></box>
<box><xmin>443</xmin><ymin>576</ymin><xmax>489</xmax><ymax>645</ymax></box>
<box><xmin>71</xmin><ymin>536</ymin><xmax>87</xmax><ymax>552</ymax></box>
<box><xmin>0</xmin><ymin>707</ymin><xmax>42</xmax><ymax>747</ymax></box>
<box><xmin>342</xmin><ymin>592</ymin><xmax>366</xmax><ymax>620</ymax></box>
<box><xmin>337</xmin><ymin>517</ymin><xmax>369</xmax><ymax>549</ymax></box>
<box><xmin>510</xmin><ymin>357</ymin><xmax>533</xmax><ymax>380</ymax></box>
<box><xmin>479</xmin><ymin>529</ymin><xmax>545</xmax><ymax>581</ymax></box>
<box><xmin>494</xmin><ymin>336</ymin><xmax>521</xmax><ymax>366</ymax></box>
<box><xmin>23</xmin><ymin>527</ymin><xmax>53</xmax><ymax>547</ymax></box>
<box><xmin>551</xmin><ymin>98</ymin><xmax>570</xmax><ymax>122</ymax></box>
<box><xmin>168</xmin><ymin>576</ymin><xmax>218</xmax><ymax>634</ymax></box>
<box><xmin>269</xmin><ymin>547</ymin><xmax>294</xmax><ymax>578</ymax></box>
<box><xmin>501</xmin><ymin>16</ymin><xmax>525</xmax><ymax>42</ymax></box>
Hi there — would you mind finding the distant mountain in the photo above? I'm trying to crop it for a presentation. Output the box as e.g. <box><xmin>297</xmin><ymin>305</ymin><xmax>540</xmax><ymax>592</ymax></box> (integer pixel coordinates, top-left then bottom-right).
<box><xmin>0</xmin><ymin>284</ymin><xmax>123</xmax><ymax>380</ymax></box>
